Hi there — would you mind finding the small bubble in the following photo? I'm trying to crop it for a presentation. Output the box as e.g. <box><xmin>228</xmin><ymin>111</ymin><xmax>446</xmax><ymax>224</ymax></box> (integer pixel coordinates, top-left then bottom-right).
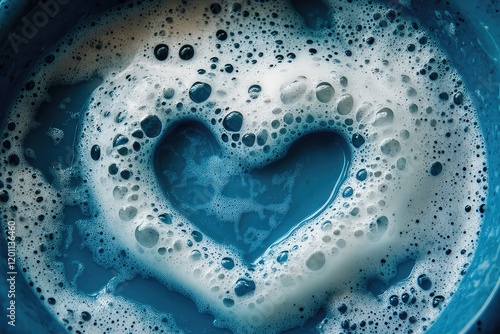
<box><xmin>373</xmin><ymin>107</ymin><xmax>394</xmax><ymax>127</ymax></box>
<box><xmin>277</xmin><ymin>251</ymin><xmax>289</xmax><ymax>263</ymax></box>
<box><xmin>417</xmin><ymin>274</ymin><xmax>432</xmax><ymax>290</ymax></box>
<box><xmin>210</xmin><ymin>3</ymin><xmax>222</xmax><ymax>14</ymax></box>
<box><xmin>315</xmin><ymin>82</ymin><xmax>335</xmax><ymax>103</ymax></box>
<box><xmin>113</xmin><ymin>134</ymin><xmax>129</xmax><ymax>147</ymax></box>
<box><xmin>81</xmin><ymin>311</ymin><xmax>91</xmax><ymax>321</ymax></box>
<box><xmin>389</xmin><ymin>295</ymin><xmax>399</xmax><ymax>306</ymax></box>
<box><xmin>337</xmin><ymin>94</ymin><xmax>354</xmax><ymax>115</ymax></box>
<box><xmin>113</xmin><ymin>186</ymin><xmax>128</xmax><ymax>200</ymax></box>
<box><xmin>222</xmin><ymin>257</ymin><xmax>235</xmax><ymax>270</ymax></box>
<box><xmin>453</xmin><ymin>92</ymin><xmax>464</xmax><ymax>105</ymax></box>
<box><xmin>234</xmin><ymin>278</ymin><xmax>256</xmax><ymax>297</ymax></box>
<box><xmin>135</xmin><ymin>225</ymin><xmax>159</xmax><ymax>248</ymax></box>
<box><xmin>179</xmin><ymin>45</ymin><xmax>195</xmax><ymax>60</ymax></box>
<box><xmin>432</xmin><ymin>295</ymin><xmax>445</xmax><ymax>308</ymax></box>
<box><xmin>189</xmin><ymin>82</ymin><xmax>212</xmax><ymax>103</ymax></box>
<box><xmin>280</xmin><ymin>77</ymin><xmax>307</xmax><ymax>104</ymax></box>
<box><xmin>159</xmin><ymin>213</ymin><xmax>172</xmax><ymax>224</ymax></box>
<box><xmin>430</xmin><ymin>162</ymin><xmax>443</xmax><ymax>176</ymax></box>
<box><xmin>223</xmin><ymin>298</ymin><xmax>235</xmax><ymax>307</ymax></box>
<box><xmin>154</xmin><ymin>44</ymin><xmax>169</xmax><ymax>61</ymax></box>
<box><xmin>140</xmin><ymin>115</ymin><xmax>162</xmax><ymax>138</ymax></box>
<box><xmin>356</xmin><ymin>169</ymin><xmax>368</xmax><ymax>181</ymax></box>
<box><xmin>343</xmin><ymin>187</ymin><xmax>354</xmax><ymax>198</ymax></box>
<box><xmin>248</xmin><ymin>85</ymin><xmax>262</xmax><ymax>99</ymax></box>
<box><xmin>216</xmin><ymin>29</ymin><xmax>228</xmax><ymax>41</ymax></box>
<box><xmin>306</xmin><ymin>251</ymin><xmax>326</xmax><ymax>271</ymax></box>
<box><xmin>380</xmin><ymin>139</ymin><xmax>401</xmax><ymax>157</ymax></box>
<box><xmin>90</xmin><ymin>145</ymin><xmax>101</xmax><ymax>161</ymax></box>
<box><xmin>191</xmin><ymin>231</ymin><xmax>203</xmax><ymax>242</ymax></box>
<box><xmin>352</xmin><ymin>134</ymin><xmax>365</xmax><ymax>148</ymax></box>
<box><xmin>119</xmin><ymin>206</ymin><xmax>138</xmax><ymax>221</ymax></box>
<box><xmin>223</xmin><ymin>111</ymin><xmax>243</xmax><ymax>132</ymax></box>
<box><xmin>163</xmin><ymin>88</ymin><xmax>175</xmax><ymax>99</ymax></box>
<box><xmin>397</xmin><ymin>157</ymin><xmax>407</xmax><ymax>171</ymax></box>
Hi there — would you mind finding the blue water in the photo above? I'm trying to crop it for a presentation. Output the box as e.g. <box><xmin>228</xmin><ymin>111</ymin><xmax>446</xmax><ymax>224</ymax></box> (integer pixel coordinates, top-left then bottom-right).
<box><xmin>155</xmin><ymin>121</ymin><xmax>351</xmax><ymax>263</ymax></box>
<box><xmin>23</xmin><ymin>78</ymin><xmax>102</xmax><ymax>184</ymax></box>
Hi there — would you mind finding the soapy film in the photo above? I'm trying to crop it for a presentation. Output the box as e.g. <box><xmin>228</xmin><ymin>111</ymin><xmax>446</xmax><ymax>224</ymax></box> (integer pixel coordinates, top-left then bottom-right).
<box><xmin>0</xmin><ymin>0</ymin><xmax>488</xmax><ymax>333</ymax></box>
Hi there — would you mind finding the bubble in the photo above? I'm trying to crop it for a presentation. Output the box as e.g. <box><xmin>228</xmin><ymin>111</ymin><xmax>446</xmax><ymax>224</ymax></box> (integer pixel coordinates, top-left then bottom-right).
<box><xmin>132</xmin><ymin>130</ymin><xmax>144</xmax><ymax>139</ymax></box>
<box><xmin>179</xmin><ymin>44</ymin><xmax>195</xmax><ymax>60</ymax></box>
<box><xmin>315</xmin><ymin>82</ymin><xmax>335</xmax><ymax>103</ymax></box>
<box><xmin>337</xmin><ymin>94</ymin><xmax>354</xmax><ymax>115</ymax></box>
<box><xmin>432</xmin><ymin>295</ymin><xmax>445</xmax><ymax>308</ymax></box>
<box><xmin>222</xmin><ymin>257</ymin><xmax>235</xmax><ymax>270</ymax></box>
<box><xmin>305</xmin><ymin>251</ymin><xmax>326</xmax><ymax>271</ymax></box>
<box><xmin>380</xmin><ymin>138</ymin><xmax>401</xmax><ymax>157</ymax></box>
<box><xmin>135</xmin><ymin>225</ymin><xmax>160</xmax><ymax>248</ymax></box>
<box><xmin>356</xmin><ymin>169</ymin><xmax>368</xmax><ymax>181</ymax></box>
<box><xmin>163</xmin><ymin>88</ymin><xmax>175</xmax><ymax>99</ymax></box>
<box><xmin>119</xmin><ymin>206</ymin><xmax>138</xmax><ymax>221</ymax></box>
<box><xmin>210</xmin><ymin>3</ymin><xmax>222</xmax><ymax>14</ymax></box>
<box><xmin>159</xmin><ymin>213</ymin><xmax>172</xmax><ymax>224</ymax></box>
<box><xmin>248</xmin><ymin>85</ymin><xmax>262</xmax><ymax>99</ymax></box>
<box><xmin>352</xmin><ymin>134</ymin><xmax>365</xmax><ymax>148</ymax></box>
<box><xmin>140</xmin><ymin>115</ymin><xmax>162</xmax><ymax>138</ymax></box>
<box><xmin>25</xmin><ymin>80</ymin><xmax>35</xmax><ymax>90</ymax></box>
<box><xmin>242</xmin><ymin>133</ymin><xmax>256</xmax><ymax>147</ymax></box>
<box><xmin>430</xmin><ymin>162</ymin><xmax>443</xmax><ymax>176</ymax></box>
<box><xmin>108</xmin><ymin>164</ymin><xmax>119</xmax><ymax>175</ymax></box>
<box><xmin>355</xmin><ymin>102</ymin><xmax>372</xmax><ymax>121</ymax></box>
<box><xmin>257</xmin><ymin>130</ymin><xmax>268</xmax><ymax>146</ymax></box>
<box><xmin>389</xmin><ymin>295</ymin><xmax>399</xmax><ymax>306</ymax></box>
<box><xmin>234</xmin><ymin>278</ymin><xmax>256</xmax><ymax>297</ymax></box>
<box><xmin>81</xmin><ymin>311</ymin><xmax>91</xmax><ymax>321</ymax></box>
<box><xmin>90</xmin><ymin>145</ymin><xmax>101</xmax><ymax>161</ymax></box>
<box><xmin>216</xmin><ymin>29</ymin><xmax>228</xmax><ymax>41</ymax></box>
<box><xmin>280</xmin><ymin>76</ymin><xmax>307</xmax><ymax>104</ymax></box>
<box><xmin>223</xmin><ymin>298</ymin><xmax>235</xmax><ymax>307</ymax></box>
<box><xmin>453</xmin><ymin>92</ymin><xmax>464</xmax><ymax>105</ymax></box>
<box><xmin>417</xmin><ymin>274</ymin><xmax>432</xmax><ymax>290</ymax></box>
<box><xmin>373</xmin><ymin>107</ymin><xmax>394</xmax><ymax>127</ymax></box>
<box><xmin>223</xmin><ymin>111</ymin><xmax>244</xmax><ymax>132</ymax></box>
<box><xmin>0</xmin><ymin>191</ymin><xmax>9</xmax><ymax>203</ymax></box>
<box><xmin>189</xmin><ymin>82</ymin><xmax>212</xmax><ymax>103</ymax></box>
<box><xmin>340</xmin><ymin>76</ymin><xmax>348</xmax><ymax>87</ymax></box>
<box><xmin>343</xmin><ymin>187</ymin><xmax>354</xmax><ymax>198</ymax></box>
<box><xmin>277</xmin><ymin>251</ymin><xmax>289</xmax><ymax>263</ymax></box>
<box><xmin>322</xmin><ymin>221</ymin><xmax>332</xmax><ymax>231</ymax></box>
<box><xmin>191</xmin><ymin>230</ymin><xmax>203</xmax><ymax>242</ymax></box>
<box><xmin>368</xmin><ymin>216</ymin><xmax>389</xmax><ymax>241</ymax></box>
<box><xmin>191</xmin><ymin>250</ymin><xmax>202</xmax><ymax>261</ymax></box>
<box><xmin>113</xmin><ymin>186</ymin><xmax>128</xmax><ymax>200</ymax></box>
<box><xmin>397</xmin><ymin>157</ymin><xmax>407</xmax><ymax>170</ymax></box>
<box><xmin>154</xmin><ymin>44</ymin><xmax>169</xmax><ymax>61</ymax></box>
<box><xmin>113</xmin><ymin>134</ymin><xmax>129</xmax><ymax>147</ymax></box>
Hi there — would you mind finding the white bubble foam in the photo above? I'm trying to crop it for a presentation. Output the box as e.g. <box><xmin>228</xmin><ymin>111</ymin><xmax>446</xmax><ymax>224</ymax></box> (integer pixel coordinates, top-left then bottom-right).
<box><xmin>0</xmin><ymin>0</ymin><xmax>488</xmax><ymax>333</ymax></box>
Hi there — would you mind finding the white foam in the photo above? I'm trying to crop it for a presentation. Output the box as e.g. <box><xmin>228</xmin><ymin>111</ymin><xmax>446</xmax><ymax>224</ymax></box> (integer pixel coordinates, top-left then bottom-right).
<box><xmin>0</xmin><ymin>0</ymin><xmax>488</xmax><ymax>333</ymax></box>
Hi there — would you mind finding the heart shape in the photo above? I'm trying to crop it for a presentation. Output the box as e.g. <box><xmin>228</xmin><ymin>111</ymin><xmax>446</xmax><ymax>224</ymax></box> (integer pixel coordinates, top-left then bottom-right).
<box><xmin>154</xmin><ymin>121</ymin><xmax>350</xmax><ymax>263</ymax></box>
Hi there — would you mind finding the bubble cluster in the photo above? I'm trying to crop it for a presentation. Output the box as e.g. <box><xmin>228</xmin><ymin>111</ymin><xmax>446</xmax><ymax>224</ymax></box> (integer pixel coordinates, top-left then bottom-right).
<box><xmin>0</xmin><ymin>0</ymin><xmax>488</xmax><ymax>333</ymax></box>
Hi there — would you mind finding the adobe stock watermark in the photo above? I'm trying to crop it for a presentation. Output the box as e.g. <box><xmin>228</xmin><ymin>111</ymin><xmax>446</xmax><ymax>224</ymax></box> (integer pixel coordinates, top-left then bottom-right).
<box><xmin>5</xmin><ymin>220</ymin><xmax>17</xmax><ymax>327</ymax></box>
<box><xmin>8</xmin><ymin>0</ymin><xmax>71</xmax><ymax>54</ymax></box>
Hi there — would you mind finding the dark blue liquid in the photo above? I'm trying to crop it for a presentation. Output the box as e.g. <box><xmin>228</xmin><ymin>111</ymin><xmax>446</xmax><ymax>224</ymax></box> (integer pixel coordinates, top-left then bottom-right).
<box><xmin>23</xmin><ymin>78</ymin><xmax>102</xmax><ymax>184</ymax></box>
<box><xmin>155</xmin><ymin>122</ymin><xmax>351</xmax><ymax>263</ymax></box>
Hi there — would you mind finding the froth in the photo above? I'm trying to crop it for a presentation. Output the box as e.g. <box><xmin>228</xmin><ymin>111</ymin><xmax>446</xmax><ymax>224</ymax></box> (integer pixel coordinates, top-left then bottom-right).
<box><xmin>0</xmin><ymin>0</ymin><xmax>488</xmax><ymax>333</ymax></box>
